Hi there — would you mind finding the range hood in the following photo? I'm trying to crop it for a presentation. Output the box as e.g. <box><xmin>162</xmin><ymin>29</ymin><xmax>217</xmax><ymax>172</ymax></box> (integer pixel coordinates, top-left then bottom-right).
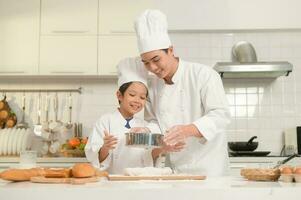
<box><xmin>214</xmin><ymin>41</ymin><xmax>293</xmax><ymax>78</ymax></box>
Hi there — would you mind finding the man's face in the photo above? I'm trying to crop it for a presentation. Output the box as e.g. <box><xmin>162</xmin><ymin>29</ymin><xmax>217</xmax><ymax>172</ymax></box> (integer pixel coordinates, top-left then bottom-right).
<box><xmin>141</xmin><ymin>48</ymin><xmax>174</xmax><ymax>79</ymax></box>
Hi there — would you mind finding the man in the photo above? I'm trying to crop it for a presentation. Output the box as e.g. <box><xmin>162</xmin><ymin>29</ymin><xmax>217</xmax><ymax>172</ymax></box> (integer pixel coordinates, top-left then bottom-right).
<box><xmin>134</xmin><ymin>10</ymin><xmax>231</xmax><ymax>176</ymax></box>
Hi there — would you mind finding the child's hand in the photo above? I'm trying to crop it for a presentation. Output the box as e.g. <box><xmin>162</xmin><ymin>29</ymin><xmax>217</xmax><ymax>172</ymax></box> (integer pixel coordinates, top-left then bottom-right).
<box><xmin>102</xmin><ymin>130</ymin><xmax>118</xmax><ymax>151</ymax></box>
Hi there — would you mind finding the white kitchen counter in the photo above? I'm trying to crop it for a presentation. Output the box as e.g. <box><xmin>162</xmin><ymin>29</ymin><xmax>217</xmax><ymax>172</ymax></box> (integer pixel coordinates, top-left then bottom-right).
<box><xmin>0</xmin><ymin>177</ymin><xmax>300</xmax><ymax>200</ymax></box>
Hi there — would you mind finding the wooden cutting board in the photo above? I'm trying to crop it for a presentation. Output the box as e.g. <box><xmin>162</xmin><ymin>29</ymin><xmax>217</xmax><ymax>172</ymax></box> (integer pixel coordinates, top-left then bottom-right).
<box><xmin>30</xmin><ymin>176</ymin><xmax>100</xmax><ymax>184</ymax></box>
<box><xmin>108</xmin><ymin>175</ymin><xmax>206</xmax><ymax>181</ymax></box>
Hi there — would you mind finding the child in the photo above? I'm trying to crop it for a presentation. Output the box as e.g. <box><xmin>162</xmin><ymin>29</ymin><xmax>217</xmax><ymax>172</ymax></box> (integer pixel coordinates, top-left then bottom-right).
<box><xmin>85</xmin><ymin>57</ymin><xmax>160</xmax><ymax>174</ymax></box>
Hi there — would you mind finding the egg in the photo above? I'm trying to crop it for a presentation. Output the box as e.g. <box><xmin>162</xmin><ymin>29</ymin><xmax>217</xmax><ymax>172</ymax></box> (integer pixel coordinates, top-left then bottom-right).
<box><xmin>281</xmin><ymin>166</ymin><xmax>293</xmax><ymax>174</ymax></box>
<box><xmin>294</xmin><ymin>167</ymin><xmax>301</xmax><ymax>174</ymax></box>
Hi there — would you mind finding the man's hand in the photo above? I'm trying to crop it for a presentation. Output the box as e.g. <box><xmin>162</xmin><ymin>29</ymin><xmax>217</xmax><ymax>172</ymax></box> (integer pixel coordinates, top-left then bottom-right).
<box><xmin>164</xmin><ymin>124</ymin><xmax>202</xmax><ymax>145</ymax></box>
<box><xmin>161</xmin><ymin>141</ymin><xmax>186</xmax><ymax>153</ymax></box>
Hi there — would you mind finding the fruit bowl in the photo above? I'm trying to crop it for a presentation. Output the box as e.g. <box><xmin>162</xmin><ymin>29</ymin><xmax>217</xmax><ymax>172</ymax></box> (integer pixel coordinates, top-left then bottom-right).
<box><xmin>60</xmin><ymin>137</ymin><xmax>87</xmax><ymax>157</ymax></box>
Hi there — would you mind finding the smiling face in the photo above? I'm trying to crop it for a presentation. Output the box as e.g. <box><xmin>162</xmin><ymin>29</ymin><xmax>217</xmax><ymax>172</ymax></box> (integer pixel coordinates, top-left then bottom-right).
<box><xmin>117</xmin><ymin>82</ymin><xmax>148</xmax><ymax>118</ymax></box>
<box><xmin>141</xmin><ymin>47</ymin><xmax>177</xmax><ymax>80</ymax></box>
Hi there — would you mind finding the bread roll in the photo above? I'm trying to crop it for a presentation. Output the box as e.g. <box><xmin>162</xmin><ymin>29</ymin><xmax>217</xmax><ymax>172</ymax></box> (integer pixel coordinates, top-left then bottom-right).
<box><xmin>72</xmin><ymin>163</ymin><xmax>96</xmax><ymax>178</ymax></box>
<box><xmin>0</xmin><ymin>168</ymin><xmax>72</xmax><ymax>181</ymax></box>
<box><xmin>0</xmin><ymin>168</ymin><xmax>45</xmax><ymax>181</ymax></box>
<box><xmin>44</xmin><ymin>168</ymin><xmax>72</xmax><ymax>178</ymax></box>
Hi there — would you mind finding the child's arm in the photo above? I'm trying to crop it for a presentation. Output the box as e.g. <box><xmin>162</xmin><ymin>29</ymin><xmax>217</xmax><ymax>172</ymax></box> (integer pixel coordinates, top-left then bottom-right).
<box><xmin>98</xmin><ymin>130</ymin><xmax>117</xmax><ymax>162</ymax></box>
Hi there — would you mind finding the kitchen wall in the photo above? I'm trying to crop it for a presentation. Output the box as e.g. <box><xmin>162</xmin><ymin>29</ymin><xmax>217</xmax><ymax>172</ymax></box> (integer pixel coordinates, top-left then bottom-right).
<box><xmin>171</xmin><ymin>30</ymin><xmax>301</xmax><ymax>154</ymax></box>
<box><xmin>1</xmin><ymin>30</ymin><xmax>301</xmax><ymax>155</ymax></box>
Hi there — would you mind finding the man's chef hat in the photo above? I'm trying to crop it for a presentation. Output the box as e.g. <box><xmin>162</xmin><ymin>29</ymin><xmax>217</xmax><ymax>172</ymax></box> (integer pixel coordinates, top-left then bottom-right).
<box><xmin>117</xmin><ymin>57</ymin><xmax>148</xmax><ymax>88</ymax></box>
<box><xmin>134</xmin><ymin>9</ymin><xmax>171</xmax><ymax>54</ymax></box>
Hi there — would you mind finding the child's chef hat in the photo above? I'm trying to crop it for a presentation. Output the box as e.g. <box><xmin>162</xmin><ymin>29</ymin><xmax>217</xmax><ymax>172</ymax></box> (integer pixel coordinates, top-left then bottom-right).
<box><xmin>117</xmin><ymin>57</ymin><xmax>148</xmax><ymax>87</ymax></box>
<box><xmin>134</xmin><ymin>9</ymin><xmax>171</xmax><ymax>54</ymax></box>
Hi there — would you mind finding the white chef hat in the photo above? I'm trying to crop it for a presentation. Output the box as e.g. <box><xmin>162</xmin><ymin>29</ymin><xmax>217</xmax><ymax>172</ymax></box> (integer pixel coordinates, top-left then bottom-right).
<box><xmin>117</xmin><ymin>57</ymin><xmax>148</xmax><ymax>88</ymax></box>
<box><xmin>134</xmin><ymin>9</ymin><xmax>171</xmax><ymax>54</ymax></box>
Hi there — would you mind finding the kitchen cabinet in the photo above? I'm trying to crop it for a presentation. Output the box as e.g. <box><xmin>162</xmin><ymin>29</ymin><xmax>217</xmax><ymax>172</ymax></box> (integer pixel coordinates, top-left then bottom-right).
<box><xmin>0</xmin><ymin>0</ymin><xmax>40</xmax><ymax>75</ymax></box>
<box><xmin>40</xmin><ymin>0</ymin><xmax>98</xmax><ymax>75</ymax></box>
<box><xmin>39</xmin><ymin>36</ymin><xmax>98</xmax><ymax>75</ymax></box>
<box><xmin>98</xmin><ymin>35</ymin><xmax>139</xmax><ymax>75</ymax></box>
<box><xmin>99</xmin><ymin>0</ymin><xmax>155</xmax><ymax>34</ymax></box>
<box><xmin>156</xmin><ymin>0</ymin><xmax>301</xmax><ymax>30</ymax></box>
<box><xmin>41</xmin><ymin>0</ymin><xmax>98</xmax><ymax>35</ymax></box>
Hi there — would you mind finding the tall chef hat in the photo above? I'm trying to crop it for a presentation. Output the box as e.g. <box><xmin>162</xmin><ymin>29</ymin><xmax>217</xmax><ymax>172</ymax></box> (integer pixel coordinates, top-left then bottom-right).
<box><xmin>117</xmin><ymin>57</ymin><xmax>148</xmax><ymax>88</ymax></box>
<box><xmin>134</xmin><ymin>9</ymin><xmax>171</xmax><ymax>54</ymax></box>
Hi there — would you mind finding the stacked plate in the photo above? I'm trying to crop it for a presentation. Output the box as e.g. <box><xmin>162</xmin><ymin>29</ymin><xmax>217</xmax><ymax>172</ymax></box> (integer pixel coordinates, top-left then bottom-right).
<box><xmin>0</xmin><ymin>128</ymin><xmax>31</xmax><ymax>156</ymax></box>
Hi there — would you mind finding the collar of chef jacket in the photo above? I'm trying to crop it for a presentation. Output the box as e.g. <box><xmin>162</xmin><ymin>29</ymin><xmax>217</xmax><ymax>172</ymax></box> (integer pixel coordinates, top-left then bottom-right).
<box><xmin>170</xmin><ymin>58</ymin><xmax>184</xmax><ymax>84</ymax></box>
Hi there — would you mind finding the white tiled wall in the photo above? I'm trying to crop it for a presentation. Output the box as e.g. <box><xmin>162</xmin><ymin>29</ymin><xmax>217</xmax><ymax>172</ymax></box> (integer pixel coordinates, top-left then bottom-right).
<box><xmin>1</xmin><ymin>30</ymin><xmax>301</xmax><ymax>155</ymax></box>
<box><xmin>171</xmin><ymin>31</ymin><xmax>301</xmax><ymax>154</ymax></box>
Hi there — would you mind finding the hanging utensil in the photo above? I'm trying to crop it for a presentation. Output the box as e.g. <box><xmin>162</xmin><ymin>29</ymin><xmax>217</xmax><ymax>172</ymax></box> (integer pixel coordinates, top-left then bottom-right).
<box><xmin>49</xmin><ymin>93</ymin><xmax>63</xmax><ymax>132</ymax></box>
<box><xmin>16</xmin><ymin>93</ymin><xmax>29</xmax><ymax>129</ymax></box>
<box><xmin>41</xmin><ymin>93</ymin><xmax>50</xmax><ymax>140</ymax></box>
<box><xmin>65</xmin><ymin>93</ymin><xmax>73</xmax><ymax>129</ymax></box>
<box><xmin>34</xmin><ymin>93</ymin><xmax>42</xmax><ymax>136</ymax></box>
<box><xmin>273</xmin><ymin>153</ymin><xmax>299</xmax><ymax>169</ymax></box>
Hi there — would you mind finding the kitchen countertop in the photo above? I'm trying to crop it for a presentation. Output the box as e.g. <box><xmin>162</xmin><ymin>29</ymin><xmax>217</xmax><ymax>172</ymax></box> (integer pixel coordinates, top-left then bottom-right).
<box><xmin>0</xmin><ymin>176</ymin><xmax>300</xmax><ymax>200</ymax></box>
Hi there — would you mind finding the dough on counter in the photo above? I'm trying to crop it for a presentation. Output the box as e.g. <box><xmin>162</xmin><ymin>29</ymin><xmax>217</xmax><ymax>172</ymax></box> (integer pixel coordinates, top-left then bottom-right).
<box><xmin>123</xmin><ymin>167</ymin><xmax>173</xmax><ymax>176</ymax></box>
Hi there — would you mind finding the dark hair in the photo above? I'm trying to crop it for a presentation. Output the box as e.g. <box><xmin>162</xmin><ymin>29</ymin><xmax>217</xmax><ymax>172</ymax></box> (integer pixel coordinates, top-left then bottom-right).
<box><xmin>118</xmin><ymin>82</ymin><xmax>148</xmax><ymax>104</ymax></box>
<box><xmin>119</xmin><ymin>82</ymin><xmax>133</xmax><ymax>96</ymax></box>
<box><xmin>161</xmin><ymin>48</ymin><xmax>169</xmax><ymax>53</ymax></box>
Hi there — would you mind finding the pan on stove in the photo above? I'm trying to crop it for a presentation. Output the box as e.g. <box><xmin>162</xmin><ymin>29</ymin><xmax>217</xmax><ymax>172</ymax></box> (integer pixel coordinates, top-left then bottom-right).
<box><xmin>228</xmin><ymin>136</ymin><xmax>258</xmax><ymax>151</ymax></box>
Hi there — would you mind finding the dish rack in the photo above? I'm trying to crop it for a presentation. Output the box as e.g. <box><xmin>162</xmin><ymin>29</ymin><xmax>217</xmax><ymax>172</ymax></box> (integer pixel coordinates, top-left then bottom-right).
<box><xmin>0</xmin><ymin>128</ymin><xmax>31</xmax><ymax>156</ymax></box>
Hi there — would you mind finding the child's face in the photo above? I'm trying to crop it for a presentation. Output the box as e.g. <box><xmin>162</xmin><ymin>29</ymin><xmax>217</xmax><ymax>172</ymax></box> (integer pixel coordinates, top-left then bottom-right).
<box><xmin>117</xmin><ymin>82</ymin><xmax>147</xmax><ymax>116</ymax></box>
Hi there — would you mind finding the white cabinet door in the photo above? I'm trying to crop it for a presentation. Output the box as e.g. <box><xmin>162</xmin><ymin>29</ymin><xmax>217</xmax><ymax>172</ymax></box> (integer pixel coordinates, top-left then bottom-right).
<box><xmin>40</xmin><ymin>36</ymin><xmax>98</xmax><ymax>75</ymax></box>
<box><xmin>156</xmin><ymin>0</ymin><xmax>301</xmax><ymax>30</ymax></box>
<box><xmin>99</xmin><ymin>0</ymin><xmax>155</xmax><ymax>34</ymax></box>
<box><xmin>0</xmin><ymin>0</ymin><xmax>39</xmax><ymax>75</ymax></box>
<box><xmin>98</xmin><ymin>35</ymin><xmax>139</xmax><ymax>75</ymax></box>
<box><xmin>41</xmin><ymin>0</ymin><xmax>98</xmax><ymax>35</ymax></box>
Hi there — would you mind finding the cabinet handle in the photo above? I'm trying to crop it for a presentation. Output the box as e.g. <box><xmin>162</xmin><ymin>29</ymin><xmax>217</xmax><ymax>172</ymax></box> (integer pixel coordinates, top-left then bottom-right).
<box><xmin>0</xmin><ymin>71</ymin><xmax>25</xmax><ymax>74</ymax></box>
<box><xmin>110</xmin><ymin>30</ymin><xmax>134</xmax><ymax>34</ymax></box>
<box><xmin>51</xmin><ymin>71</ymin><xmax>84</xmax><ymax>74</ymax></box>
<box><xmin>52</xmin><ymin>30</ymin><xmax>89</xmax><ymax>34</ymax></box>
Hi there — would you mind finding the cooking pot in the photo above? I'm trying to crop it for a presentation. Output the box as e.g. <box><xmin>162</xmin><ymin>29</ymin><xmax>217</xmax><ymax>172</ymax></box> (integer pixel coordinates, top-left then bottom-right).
<box><xmin>228</xmin><ymin>136</ymin><xmax>258</xmax><ymax>151</ymax></box>
<box><xmin>232</xmin><ymin>41</ymin><xmax>257</xmax><ymax>63</ymax></box>
<box><xmin>125</xmin><ymin>132</ymin><xmax>163</xmax><ymax>148</ymax></box>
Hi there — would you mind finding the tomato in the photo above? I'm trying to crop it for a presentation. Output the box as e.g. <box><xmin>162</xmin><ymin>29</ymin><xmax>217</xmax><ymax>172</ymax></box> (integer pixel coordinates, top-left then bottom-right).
<box><xmin>81</xmin><ymin>138</ymin><xmax>88</xmax><ymax>144</ymax></box>
<box><xmin>68</xmin><ymin>138</ymin><xmax>81</xmax><ymax>148</ymax></box>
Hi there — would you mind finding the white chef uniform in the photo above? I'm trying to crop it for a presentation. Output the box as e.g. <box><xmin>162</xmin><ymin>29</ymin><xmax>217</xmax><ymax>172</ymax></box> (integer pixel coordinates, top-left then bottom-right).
<box><xmin>85</xmin><ymin>57</ymin><xmax>160</xmax><ymax>174</ymax></box>
<box><xmin>135</xmin><ymin>10</ymin><xmax>231</xmax><ymax>176</ymax></box>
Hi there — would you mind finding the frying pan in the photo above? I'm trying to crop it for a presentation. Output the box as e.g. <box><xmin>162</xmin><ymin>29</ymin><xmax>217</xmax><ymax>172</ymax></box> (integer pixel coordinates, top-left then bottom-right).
<box><xmin>228</xmin><ymin>136</ymin><xmax>258</xmax><ymax>151</ymax></box>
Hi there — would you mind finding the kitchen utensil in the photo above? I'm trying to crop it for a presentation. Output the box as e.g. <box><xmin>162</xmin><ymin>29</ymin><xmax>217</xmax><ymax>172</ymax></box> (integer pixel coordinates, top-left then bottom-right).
<box><xmin>228</xmin><ymin>136</ymin><xmax>258</xmax><ymax>151</ymax></box>
<box><xmin>49</xmin><ymin>141</ymin><xmax>60</xmax><ymax>154</ymax></box>
<box><xmin>49</xmin><ymin>93</ymin><xmax>63</xmax><ymax>133</ymax></box>
<box><xmin>65</xmin><ymin>93</ymin><xmax>73</xmax><ymax>129</ymax></box>
<box><xmin>229</xmin><ymin>151</ymin><xmax>270</xmax><ymax>157</ymax></box>
<box><xmin>77</xmin><ymin>123</ymin><xmax>82</xmax><ymax>137</ymax></box>
<box><xmin>16</xmin><ymin>93</ymin><xmax>29</xmax><ymax>129</ymax></box>
<box><xmin>273</xmin><ymin>153</ymin><xmax>299</xmax><ymax>169</ymax></box>
<box><xmin>232</xmin><ymin>41</ymin><xmax>257</xmax><ymax>63</ymax></box>
<box><xmin>34</xmin><ymin>93</ymin><xmax>42</xmax><ymax>137</ymax></box>
<box><xmin>125</xmin><ymin>132</ymin><xmax>163</xmax><ymax>148</ymax></box>
<box><xmin>108</xmin><ymin>175</ymin><xmax>206</xmax><ymax>181</ymax></box>
<box><xmin>43</xmin><ymin>94</ymin><xmax>50</xmax><ymax>131</ymax></box>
